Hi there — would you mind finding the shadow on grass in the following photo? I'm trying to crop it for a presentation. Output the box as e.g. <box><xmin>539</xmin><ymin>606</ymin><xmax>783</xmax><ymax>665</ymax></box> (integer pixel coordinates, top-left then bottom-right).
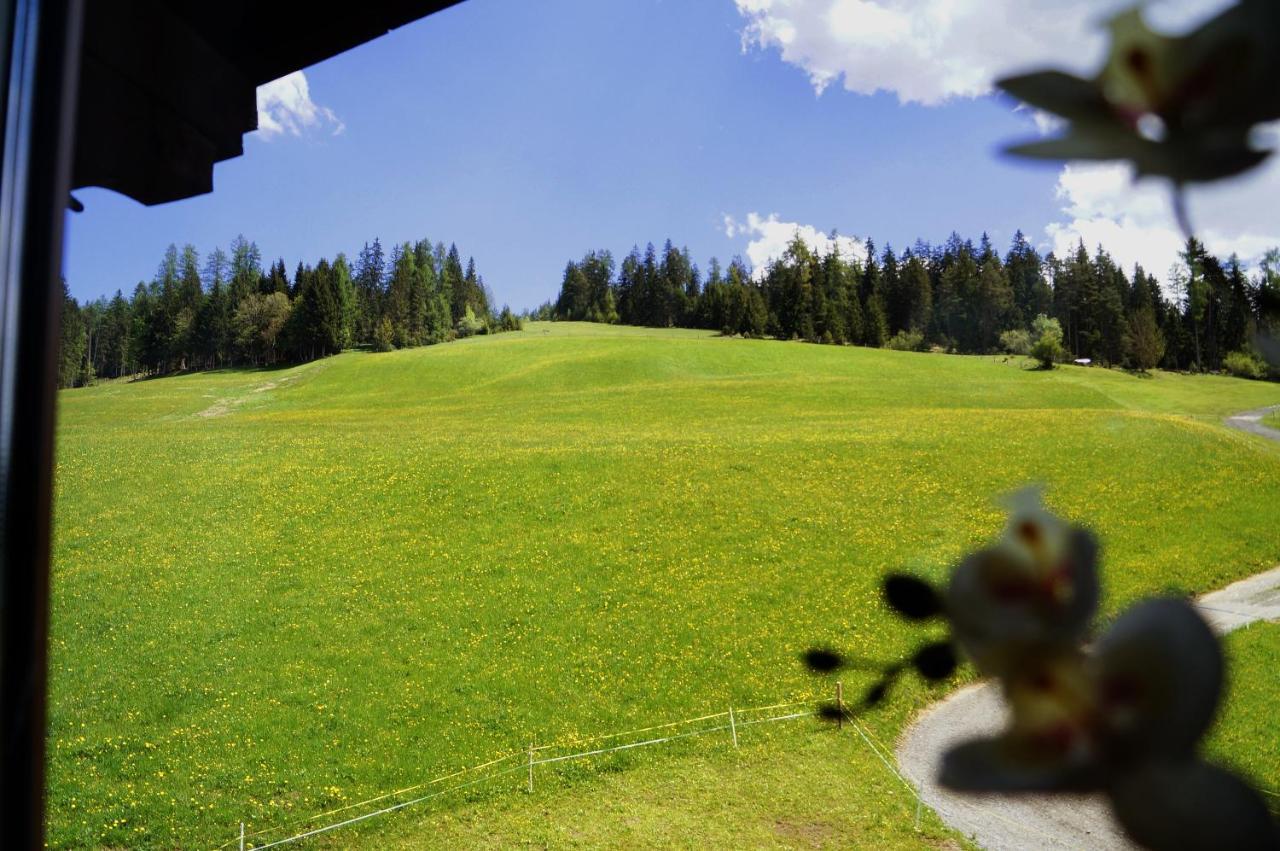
<box><xmin>124</xmin><ymin>354</ymin><xmax>347</xmax><ymax>384</ymax></box>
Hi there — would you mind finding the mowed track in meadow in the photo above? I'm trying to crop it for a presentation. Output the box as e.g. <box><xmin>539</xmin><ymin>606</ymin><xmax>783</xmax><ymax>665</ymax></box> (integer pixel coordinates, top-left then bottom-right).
<box><xmin>49</xmin><ymin>322</ymin><xmax>1280</xmax><ymax>848</ymax></box>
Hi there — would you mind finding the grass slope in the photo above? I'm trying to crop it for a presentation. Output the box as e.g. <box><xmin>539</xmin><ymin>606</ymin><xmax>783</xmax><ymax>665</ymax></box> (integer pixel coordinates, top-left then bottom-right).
<box><xmin>49</xmin><ymin>322</ymin><xmax>1280</xmax><ymax>848</ymax></box>
<box><xmin>1206</xmin><ymin>621</ymin><xmax>1280</xmax><ymax>816</ymax></box>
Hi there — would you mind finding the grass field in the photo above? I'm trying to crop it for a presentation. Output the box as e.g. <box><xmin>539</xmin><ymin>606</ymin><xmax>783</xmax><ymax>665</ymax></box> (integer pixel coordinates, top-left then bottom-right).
<box><xmin>49</xmin><ymin>322</ymin><xmax>1280</xmax><ymax>848</ymax></box>
<box><xmin>1264</xmin><ymin>410</ymin><xmax>1280</xmax><ymax>431</ymax></box>
<box><xmin>1207</xmin><ymin>621</ymin><xmax>1280</xmax><ymax>815</ymax></box>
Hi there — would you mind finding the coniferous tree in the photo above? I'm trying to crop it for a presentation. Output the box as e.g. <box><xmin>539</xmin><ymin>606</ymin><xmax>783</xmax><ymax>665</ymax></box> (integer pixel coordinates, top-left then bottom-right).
<box><xmin>818</xmin><ymin>245</ymin><xmax>851</xmax><ymax>344</ymax></box>
<box><xmin>901</xmin><ymin>252</ymin><xmax>933</xmax><ymax>334</ymax></box>
<box><xmin>617</xmin><ymin>247</ymin><xmax>642</xmax><ymax>323</ymax></box>
<box><xmin>229</xmin><ymin>235</ymin><xmax>262</xmax><ymax>307</ymax></box>
<box><xmin>333</xmin><ymin>254</ymin><xmax>357</xmax><ymax>349</ymax></box>
<box><xmin>936</xmin><ymin>239</ymin><xmax>976</xmax><ymax>349</ymax></box>
<box><xmin>444</xmin><ymin>244</ymin><xmax>467</xmax><ymax>323</ymax></box>
<box><xmin>1178</xmin><ymin>239</ymin><xmax>1210</xmax><ymax>371</ymax></box>
<box><xmin>194</xmin><ymin>278</ymin><xmax>230</xmax><ymax>369</ymax></box>
<box><xmin>683</xmin><ymin>252</ymin><xmax>701</xmax><ymax>326</ymax></box>
<box><xmin>262</xmin><ymin>259</ymin><xmax>289</xmax><ymax>296</ymax></box>
<box><xmin>95</xmin><ymin>290</ymin><xmax>132</xmax><ymax>378</ymax></box>
<box><xmin>354</xmin><ymin>239</ymin><xmax>386</xmax><ymax>343</ymax></box>
<box><xmin>974</xmin><ymin>239</ymin><xmax>1013</xmax><ymax>353</ymax></box>
<box><xmin>556</xmin><ymin>262</ymin><xmax>589</xmax><ymax>321</ymax></box>
<box><xmin>313</xmin><ymin>258</ymin><xmax>343</xmax><ymax>355</ymax></box>
<box><xmin>464</xmin><ymin>256</ymin><xmax>490</xmax><ymax>321</ymax></box>
<box><xmin>540</xmin><ymin>229</ymin><xmax>1274</xmax><ymax>379</ymax></box>
<box><xmin>639</xmin><ymin>243</ymin><xmax>659</xmax><ymax>326</ymax></box>
<box><xmin>1089</xmin><ymin>248</ymin><xmax>1128</xmax><ymax>365</ymax></box>
<box><xmin>387</xmin><ymin>244</ymin><xmax>415</xmax><ymax>347</ymax></box>
<box><xmin>58</xmin><ymin>281</ymin><xmax>87</xmax><ymax>388</ymax></box>
<box><xmin>1005</xmin><ymin>230</ymin><xmax>1052</xmax><ymax>325</ymax></box>
<box><xmin>176</xmin><ymin>244</ymin><xmax>203</xmax><ymax>368</ymax></box>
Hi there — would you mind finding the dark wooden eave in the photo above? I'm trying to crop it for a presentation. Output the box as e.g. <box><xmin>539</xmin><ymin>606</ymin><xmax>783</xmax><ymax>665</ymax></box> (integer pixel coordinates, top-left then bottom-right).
<box><xmin>72</xmin><ymin>0</ymin><xmax>465</xmax><ymax>206</ymax></box>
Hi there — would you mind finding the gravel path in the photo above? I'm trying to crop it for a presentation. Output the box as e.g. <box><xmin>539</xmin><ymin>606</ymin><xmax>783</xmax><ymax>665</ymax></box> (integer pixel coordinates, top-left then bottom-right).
<box><xmin>895</xmin><ymin>411</ymin><xmax>1280</xmax><ymax>849</ymax></box>
<box><xmin>1225</xmin><ymin>404</ymin><xmax>1280</xmax><ymax>441</ymax></box>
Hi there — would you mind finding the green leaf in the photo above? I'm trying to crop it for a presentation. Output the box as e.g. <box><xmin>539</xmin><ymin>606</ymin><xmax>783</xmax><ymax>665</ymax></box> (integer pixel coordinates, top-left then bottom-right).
<box><xmin>995</xmin><ymin>71</ymin><xmax>1115</xmax><ymax>125</ymax></box>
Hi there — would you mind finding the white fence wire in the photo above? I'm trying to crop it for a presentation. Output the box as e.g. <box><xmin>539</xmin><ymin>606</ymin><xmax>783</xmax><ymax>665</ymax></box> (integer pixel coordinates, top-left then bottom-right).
<box><xmin>219</xmin><ymin>694</ymin><xmax>912</xmax><ymax>850</ymax></box>
<box><xmin>216</xmin><ymin>681</ymin><xmax>1276</xmax><ymax>849</ymax></box>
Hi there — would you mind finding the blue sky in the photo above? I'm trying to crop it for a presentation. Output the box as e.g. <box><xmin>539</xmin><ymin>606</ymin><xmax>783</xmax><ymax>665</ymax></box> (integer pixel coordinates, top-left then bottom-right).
<box><xmin>64</xmin><ymin>0</ymin><xmax>1274</xmax><ymax>308</ymax></box>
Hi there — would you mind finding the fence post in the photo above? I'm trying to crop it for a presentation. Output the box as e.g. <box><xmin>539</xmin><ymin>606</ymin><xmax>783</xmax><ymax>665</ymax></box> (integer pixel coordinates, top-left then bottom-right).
<box><xmin>527</xmin><ymin>743</ymin><xmax>534</xmax><ymax>793</ymax></box>
<box><xmin>914</xmin><ymin>795</ymin><xmax>922</xmax><ymax>831</ymax></box>
<box><xmin>836</xmin><ymin>681</ymin><xmax>844</xmax><ymax>730</ymax></box>
<box><xmin>239</xmin><ymin>821</ymin><xmax>245</xmax><ymax>851</ymax></box>
<box><xmin>728</xmin><ymin>706</ymin><xmax>738</xmax><ymax>748</ymax></box>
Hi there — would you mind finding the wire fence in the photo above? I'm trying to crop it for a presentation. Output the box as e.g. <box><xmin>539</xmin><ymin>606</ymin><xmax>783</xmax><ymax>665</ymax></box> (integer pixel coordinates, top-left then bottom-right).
<box><xmin>223</xmin><ymin>679</ymin><xmax>1280</xmax><ymax>851</ymax></box>
<box><xmin>219</xmin><ymin>693</ymin><xmax>906</xmax><ymax>850</ymax></box>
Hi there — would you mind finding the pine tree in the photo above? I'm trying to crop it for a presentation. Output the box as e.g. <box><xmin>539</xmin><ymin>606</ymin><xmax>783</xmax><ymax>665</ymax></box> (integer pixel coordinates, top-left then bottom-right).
<box><xmin>974</xmin><ymin>241</ymin><xmax>1013</xmax><ymax>352</ymax></box>
<box><xmin>1090</xmin><ymin>248</ymin><xmax>1129</xmax><ymax>365</ymax></box>
<box><xmin>445</xmin><ymin>244</ymin><xmax>466</xmax><ymax>322</ymax></box>
<box><xmin>936</xmin><ymin>241</ymin><xmax>976</xmax><ymax>350</ymax></box>
<box><xmin>96</xmin><ymin>290</ymin><xmax>132</xmax><ymax>377</ymax></box>
<box><xmin>464</xmin><ymin>256</ymin><xmax>490</xmax><ymax>319</ymax></box>
<box><xmin>386</xmin><ymin>245</ymin><xmax>416</xmax><ymax>347</ymax></box>
<box><xmin>203</xmin><ymin>247</ymin><xmax>229</xmax><ymax>294</ymax></box>
<box><xmin>407</xmin><ymin>254</ymin><xmax>428</xmax><ymax>345</ymax></box>
<box><xmin>902</xmin><ymin>252</ymin><xmax>933</xmax><ymax>333</ymax></box>
<box><xmin>312</xmin><ymin>258</ymin><xmax>343</xmax><ymax>355</ymax></box>
<box><xmin>681</xmin><ymin>248</ymin><xmax>700</xmax><ymax>325</ymax></box>
<box><xmin>128</xmin><ymin>282</ymin><xmax>160</xmax><ymax>374</ymax></box>
<box><xmin>863</xmin><ymin>294</ymin><xmax>889</xmax><ymax>347</ymax></box>
<box><xmin>229</xmin><ymin>235</ymin><xmax>262</xmax><ymax>307</ymax></box>
<box><xmin>1179</xmin><ymin>238</ymin><xmax>1210</xmax><ymax>371</ymax></box>
<box><xmin>333</xmin><ymin>254</ymin><xmax>356</xmax><ymax>349</ymax></box>
<box><xmin>617</xmin><ymin>247</ymin><xmax>642</xmax><ymax>324</ymax></box>
<box><xmin>58</xmin><ymin>281</ymin><xmax>87</xmax><ymax>388</ymax></box>
<box><xmin>354</xmin><ymin>239</ymin><xmax>386</xmax><ymax>343</ymax></box>
<box><xmin>175</xmin><ymin>245</ymin><xmax>203</xmax><ymax>368</ymax></box>
<box><xmin>1005</xmin><ymin>230</ymin><xmax>1051</xmax><ymax>325</ymax></box>
<box><xmin>658</xmin><ymin>240</ymin><xmax>686</xmax><ymax>327</ymax></box>
<box><xmin>818</xmin><ymin>245</ymin><xmax>850</xmax><ymax>344</ymax></box>
<box><xmin>640</xmin><ymin>243</ymin><xmax>659</xmax><ymax>326</ymax></box>
<box><xmin>194</xmin><ymin>278</ymin><xmax>230</xmax><ymax>368</ymax></box>
<box><xmin>267</xmin><ymin>259</ymin><xmax>290</xmax><ymax>296</ymax></box>
<box><xmin>555</xmin><ymin>261</ymin><xmax>589</xmax><ymax>320</ymax></box>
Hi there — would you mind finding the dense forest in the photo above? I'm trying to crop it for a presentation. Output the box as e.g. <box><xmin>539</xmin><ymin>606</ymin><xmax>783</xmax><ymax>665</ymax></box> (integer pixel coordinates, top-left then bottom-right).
<box><xmin>545</xmin><ymin>232</ymin><xmax>1280</xmax><ymax>379</ymax></box>
<box><xmin>58</xmin><ymin>236</ymin><xmax>522</xmax><ymax>388</ymax></box>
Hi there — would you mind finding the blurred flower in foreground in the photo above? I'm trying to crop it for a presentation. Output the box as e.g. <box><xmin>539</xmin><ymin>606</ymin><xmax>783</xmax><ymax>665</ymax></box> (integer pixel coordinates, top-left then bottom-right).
<box><xmin>995</xmin><ymin>0</ymin><xmax>1279</xmax><ymax>235</ymax></box>
<box><xmin>944</xmin><ymin>596</ymin><xmax>1276</xmax><ymax>849</ymax></box>
<box><xmin>805</xmin><ymin>489</ymin><xmax>1278</xmax><ymax>849</ymax></box>
<box><xmin>945</xmin><ymin>488</ymin><xmax>1098</xmax><ymax>678</ymax></box>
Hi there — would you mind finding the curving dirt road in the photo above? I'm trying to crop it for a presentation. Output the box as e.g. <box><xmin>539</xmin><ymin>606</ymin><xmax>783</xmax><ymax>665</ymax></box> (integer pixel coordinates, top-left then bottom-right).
<box><xmin>1225</xmin><ymin>404</ymin><xmax>1280</xmax><ymax>442</ymax></box>
<box><xmin>895</xmin><ymin>410</ymin><xmax>1280</xmax><ymax>850</ymax></box>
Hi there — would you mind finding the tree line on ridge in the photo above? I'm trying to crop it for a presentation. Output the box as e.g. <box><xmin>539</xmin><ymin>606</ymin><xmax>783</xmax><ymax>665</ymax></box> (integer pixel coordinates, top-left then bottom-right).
<box><xmin>58</xmin><ymin>236</ymin><xmax>522</xmax><ymax>388</ymax></box>
<box><xmin>543</xmin><ymin>231</ymin><xmax>1279</xmax><ymax>379</ymax></box>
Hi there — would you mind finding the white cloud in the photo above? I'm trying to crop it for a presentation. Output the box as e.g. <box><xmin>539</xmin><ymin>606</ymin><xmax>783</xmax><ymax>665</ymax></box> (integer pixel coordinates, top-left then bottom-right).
<box><xmin>722</xmin><ymin>212</ymin><xmax>866</xmax><ymax>277</ymax></box>
<box><xmin>733</xmin><ymin>0</ymin><xmax>1233</xmax><ymax>106</ymax></box>
<box><xmin>1022</xmin><ymin>106</ymin><xmax>1063</xmax><ymax>137</ymax></box>
<box><xmin>255</xmin><ymin>71</ymin><xmax>345</xmax><ymax>140</ymax></box>
<box><xmin>1045</xmin><ymin>150</ymin><xmax>1280</xmax><ymax>285</ymax></box>
<box><xmin>734</xmin><ymin>0</ymin><xmax>1278</xmax><ymax>287</ymax></box>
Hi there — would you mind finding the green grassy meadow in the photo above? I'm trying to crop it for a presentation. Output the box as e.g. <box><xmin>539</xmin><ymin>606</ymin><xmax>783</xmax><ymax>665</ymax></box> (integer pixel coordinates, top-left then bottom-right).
<box><xmin>1263</xmin><ymin>410</ymin><xmax>1280</xmax><ymax>431</ymax></box>
<box><xmin>49</xmin><ymin>322</ymin><xmax>1280</xmax><ymax>848</ymax></box>
<box><xmin>1207</xmin><ymin>621</ymin><xmax>1280</xmax><ymax>816</ymax></box>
